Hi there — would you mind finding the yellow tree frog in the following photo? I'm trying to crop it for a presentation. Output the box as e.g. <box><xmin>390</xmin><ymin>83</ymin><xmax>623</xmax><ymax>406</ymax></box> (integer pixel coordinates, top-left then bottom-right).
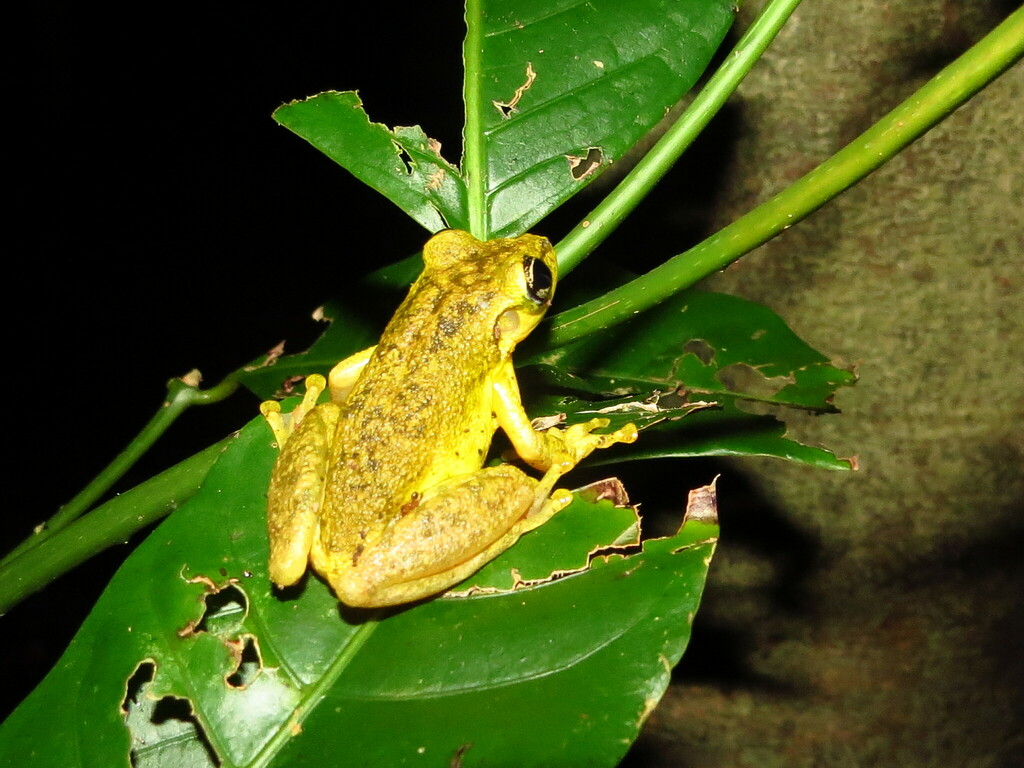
<box><xmin>261</xmin><ymin>229</ymin><xmax>637</xmax><ymax>607</ymax></box>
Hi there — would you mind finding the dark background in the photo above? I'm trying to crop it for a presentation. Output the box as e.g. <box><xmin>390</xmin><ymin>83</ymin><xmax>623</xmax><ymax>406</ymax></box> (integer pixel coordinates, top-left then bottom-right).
<box><xmin>13</xmin><ymin>1</ymin><xmax>468</xmax><ymax>721</ymax></box>
<box><xmin>11</xmin><ymin>3</ymin><xmax>1024</xmax><ymax>767</ymax></box>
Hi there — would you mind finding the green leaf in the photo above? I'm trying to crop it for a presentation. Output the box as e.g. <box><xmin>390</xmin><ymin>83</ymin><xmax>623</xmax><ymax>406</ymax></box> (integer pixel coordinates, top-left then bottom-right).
<box><xmin>456</xmin><ymin>478</ymin><xmax>640</xmax><ymax>592</ymax></box>
<box><xmin>535</xmin><ymin>290</ymin><xmax>855</xmax><ymax>406</ymax></box>
<box><xmin>464</xmin><ymin>0</ymin><xmax>735</xmax><ymax>237</ymax></box>
<box><xmin>525</xmin><ymin>290</ymin><xmax>857</xmax><ymax>469</ymax></box>
<box><xmin>238</xmin><ymin>285</ymin><xmax>854</xmax><ymax>469</ymax></box>
<box><xmin>273</xmin><ymin>91</ymin><xmax>470</xmax><ymax>234</ymax></box>
<box><xmin>237</xmin><ymin>298</ymin><xmax>385</xmax><ymax>400</ymax></box>
<box><xmin>611</xmin><ymin>401</ymin><xmax>856</xmax><ymax>470</ymax></box>
<box><xmin>522</xmin><ymin>387</ymin><xmax>854</xmax><ymax>470</ymax></box>
<box><xmin>274</xmin><ymin>0</ymin><xmax>734</xmax><ymax>238</ymax></box>
<box><xmin>1</xmin><ymin>418</ymin><xmax>717</xmax><ymax>767</ymax></box>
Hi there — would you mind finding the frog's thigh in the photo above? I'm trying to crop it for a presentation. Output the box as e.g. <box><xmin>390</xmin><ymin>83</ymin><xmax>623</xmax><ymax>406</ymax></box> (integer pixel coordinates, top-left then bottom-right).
<box><xmin>331</xmin><ymin>466</ymin><xmax>564</xmax><ymax>607</ymax></box>
<box><xmin>266</xmin><ymin>402</ymin><xmax>340</xmax><ymax>588</ymax></box>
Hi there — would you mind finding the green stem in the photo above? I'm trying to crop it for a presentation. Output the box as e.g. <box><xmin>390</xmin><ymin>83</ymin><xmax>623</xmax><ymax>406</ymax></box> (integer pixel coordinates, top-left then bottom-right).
<box><xmin>556</xmin><ymin>0</ymin><xmax>804</xmax><ymax>274</ymax></box>
<box><xmin>547</xmin><ymin>6</ymin><xmax>1024</xmax><ymax>347</ymax></box>
<box><xmin>1</xmin><ymin>373</ymin><xmax>239</xmax><ymax>567</ymax></box>
<box><xmin>0</xmin><ymin>439</ymin><xmax>228</xmax><ymax>615</ymax></box>
<box><xmin>463</xmin><ymin>0</ymin><xmax>488</xmax><ymax>238</ymax></box>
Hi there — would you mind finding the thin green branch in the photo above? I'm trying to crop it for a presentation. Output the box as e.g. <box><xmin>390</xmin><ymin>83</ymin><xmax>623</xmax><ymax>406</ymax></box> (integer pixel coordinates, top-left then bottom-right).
<box><xmin>1</xmin><ymin>373</ymin><xmax>239</xmax><ymax>567</ymax></box>
<box><xmin>0</xmin><ymin>439</ymin><xmax>229</xmax><ymax>615</ymax></box>
<box><xmin>556</xmin><ymin>0</ymin><xmax>803</xmax><ymax>274</ymax></box>
<box><xmin>547</xmin><ymin>6</ymin><xmax>1024</xmax><ymax>347</ymax></box>
<box><xmin>463</xmin><ymin>0</ymin><xmax>488</xmax><ymax>238</ymax></box>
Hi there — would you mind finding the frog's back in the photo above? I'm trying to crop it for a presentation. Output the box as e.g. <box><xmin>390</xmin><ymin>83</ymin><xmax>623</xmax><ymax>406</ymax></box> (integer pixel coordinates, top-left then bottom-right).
<box><xmin>323</xmin><ymin>274</ymin><xmax>504</xmax><ymax>530</ymax></box>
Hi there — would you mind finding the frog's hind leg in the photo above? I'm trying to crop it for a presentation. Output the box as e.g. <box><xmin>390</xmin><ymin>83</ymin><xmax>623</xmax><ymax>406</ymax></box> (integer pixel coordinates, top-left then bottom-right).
<box><xmin>264</xmin><ymin>396</ymin><xmax>340</xmax><ymax>588</ymax></box>
<box><xmin>322</xmin><ymin>465</ymin><xmax>559</xmax><ymax>608</ymax></box>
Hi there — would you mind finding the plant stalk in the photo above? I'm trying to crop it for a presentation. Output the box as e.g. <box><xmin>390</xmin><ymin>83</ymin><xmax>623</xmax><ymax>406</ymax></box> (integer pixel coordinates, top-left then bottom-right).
<box><xmin>463</xmin><ymin>0</ymin><xmax>488</xmax><ymax>238</ymax></box>
<box><xmin>556</xmin><ymin>0</ymin><xmax>804</xmax><ymax>273</ymax></box>
<box><xmin>548</xmin><ymin>6</ymin><xmax>1024</xmax><ymax>347</ymax></box>
<box><xmin>0</xmin><ymin>439</ymin><xmax>228</xmax><ymax>615</ymax></box>
<box><xmin>2</xmin><ymin>374</ymin><xmax>238</xmax><ymax>567</ymax></box>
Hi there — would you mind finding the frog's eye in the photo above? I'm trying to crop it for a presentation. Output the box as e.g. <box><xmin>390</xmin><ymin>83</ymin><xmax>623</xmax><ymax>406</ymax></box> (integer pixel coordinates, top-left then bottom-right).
<box><xmin>524</xmin><ymin>257</ymin><xmax>553</xmax><ymax>304</ymax></box>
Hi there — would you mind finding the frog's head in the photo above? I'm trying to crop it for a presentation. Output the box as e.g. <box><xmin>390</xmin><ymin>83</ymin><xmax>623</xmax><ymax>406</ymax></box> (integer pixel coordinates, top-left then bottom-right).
<box><xmin>424</xmin><ymin>229</ymin><xmax>557</xmax><ymax>355</ymax></box>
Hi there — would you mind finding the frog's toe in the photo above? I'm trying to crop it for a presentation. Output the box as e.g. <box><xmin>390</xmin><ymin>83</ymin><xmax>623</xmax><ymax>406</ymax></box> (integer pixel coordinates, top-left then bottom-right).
<box><xmin>261</xmin><ymin>400</ymin><xmax>289</xmax><ymax>447</ymax></box>
<box><xmin>616</xmin><ymin>422</ymin><xmax>639</xmax><ymax>444</ymax></box>
<box><xmin>529</xmin><ymin>487</ymin><xmax>574</xmax><ymax>518</ymax></box>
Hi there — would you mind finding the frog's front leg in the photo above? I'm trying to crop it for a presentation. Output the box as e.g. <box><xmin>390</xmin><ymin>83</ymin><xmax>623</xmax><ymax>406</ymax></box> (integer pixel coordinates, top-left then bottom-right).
<box><xmin>261</xmin><ymin>369</ymin><xmax>348</xmax><ymax>588</ymax></box>
<box><xmin>490</xmin><ymin>360</ymin><xmax>638</xmax><ymax>491</ymax></box>
<box><xmin>260</xmin><ymin>346</ymin><xmax>375</xmax><ymax>588</ymax></box>
<box><xmin>313</xmin><ymin>466</ymin><xmax>554</xmax><ymax>608</ymax></box>
<box><xmin>327</xmin><ymin>344</ymin><xmax>375</xmax><ymax>403</ymax></box>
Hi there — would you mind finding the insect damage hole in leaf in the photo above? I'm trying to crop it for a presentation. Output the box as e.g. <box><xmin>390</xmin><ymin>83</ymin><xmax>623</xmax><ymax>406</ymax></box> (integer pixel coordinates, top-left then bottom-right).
<box><xmin>716</xmin><ymin>362</ymin><xmax>793</xmax><ymax>401</ymax></box>
<box><xmin>393</xmin><ymin>141</ymin><xmax>415</xmax><ymax>174</ymax></box>
<box><xmin>225</xmin><ymin>635</ymin><xmax>263</xmax><ymax>689</ymax></box>
<box><xmin>181</xmin><ymin>580</ymin><xmax>266</xmax><ymax>688</ymax></box>
<box><xmin>189</xmin><ymin>581</ymin><xmax>248</xmax><ymax>637</ymax></box>
<box><xmin>683</xmin><ymin>339</ymin><xmax>716</xmax><ymax>366</ymax></box>
<box><xmin>493</xmin><ymin>62</ymin><xmax>537</xmax><ymax>118</ymax></box>
<box><xmin>567</xmin><ymin>147</ymin><xmax>604</xmax><ymax>180</ymax></box>
<box><xmin>121</xmin><ymin>661</ymin><xmax>220</xmax><ymax>768</ymax></box>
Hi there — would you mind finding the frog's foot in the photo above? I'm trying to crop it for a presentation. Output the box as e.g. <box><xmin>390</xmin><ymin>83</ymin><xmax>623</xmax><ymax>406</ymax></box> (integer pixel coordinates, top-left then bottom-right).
<box><xmin>549</xmin><ymin>417</ymin><xmax>638</xmax><ymax>468</ymax></box>
<box><xmin>260</xmin><ymin>374</ymin><xmax>328</xmax><ymax>449</ymax></box>
<box><xmin>523</xmin><ymin>486</ymin><xmax>575</xmax><ymax>524</ymax></box>
<box><xmin>525</xmin><ymin>418</ymin><xmax>637</xmax><ymax>517</ymax></box>
<box><xmin>265</xmin><ymin>388</ymin><xmax>340</xmax><ymax>588</ymax></box>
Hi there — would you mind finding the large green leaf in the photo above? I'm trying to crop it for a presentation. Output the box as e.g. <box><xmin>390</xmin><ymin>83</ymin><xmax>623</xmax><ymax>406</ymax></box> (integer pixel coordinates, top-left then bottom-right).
<box><xmin>1</xmin><ymin>418</ymin><xmax>717</xmax><ymax>767</ymax></box>
<box><xmin>273</xmin><ymin>0</ymin><xmax>734</xmax><ymax>237</ymax></box>
<box><xmin>534</xmin><ymin>290</ymin><xmax>855</xmax><ymax>408</ymax></box>
<box><xmin>526</xmin><ymin>289</ymin><xmax>858</xmax><ymax>469</ymax></box>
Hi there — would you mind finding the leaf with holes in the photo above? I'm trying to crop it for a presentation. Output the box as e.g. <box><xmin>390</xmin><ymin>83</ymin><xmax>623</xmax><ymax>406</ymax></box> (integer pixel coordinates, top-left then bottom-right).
<box><xmin>525</xmin><ymin>290</ymin><xmax>857</xmax><ymax>469</ymax></box>
<box><xmin>273</xmin><ymin>91</ymin><xmax>469</xmax><ymax>234</ymax></box>
<box><xmin>274</xmin><ymin>0</ymin><xmax>735</xmax><ymax>237</ymax></box>
<box><xmin>0</xmin><ymin>417</ymin><xmax>717</xmax><ymax>767</ymax></box>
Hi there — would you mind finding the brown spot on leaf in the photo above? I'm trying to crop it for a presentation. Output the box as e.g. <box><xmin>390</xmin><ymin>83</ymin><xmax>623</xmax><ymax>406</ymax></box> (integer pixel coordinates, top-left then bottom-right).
<box><xmin>450</xmin><ymin>742</ymin><xmax>473</xmax><ymax>767</ymax></box>
<box><xmin>575</xmin><ymin>477</ymin><xmax>631</xmax><ymax>507</ymax></box>
<box><xmin>277</xmin><ymin>374</ymin><xmax>306</xmax><ymax>397</ymax></box>
<box><xmin>426</xmin><ymin>167</ymin><xmax>446</xmax><ymax>190</ymax></box>
<box><xmin>717</xmin><ymin>362</ymin><xmax>793</xmax><ymax>400</ymax></box>
<box><xmin>531</xmin><ymin>412</ymin><xmax>566</xmax><ymax>431</ymax></box>
<box><xmin>243</xmin><ymin>340</ymin><xmax>286</xmax><ymax>372</ymax></box>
